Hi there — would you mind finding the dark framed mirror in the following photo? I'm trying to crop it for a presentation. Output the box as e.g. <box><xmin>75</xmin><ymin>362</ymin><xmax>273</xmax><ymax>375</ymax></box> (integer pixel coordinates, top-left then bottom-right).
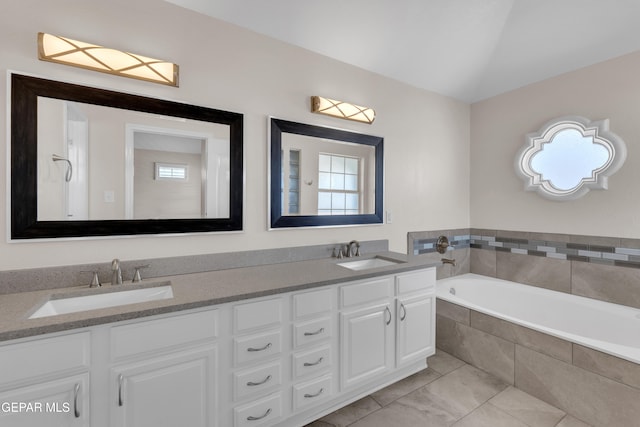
<box><xmin>10</xmin><ymin>73</ymin><xmax>243</xmax><ymax>239</ymax></box>
<box><xmin>270</xmin><ymin>118</ymin><xmax>383</xmax><ymax>228</ymax></box>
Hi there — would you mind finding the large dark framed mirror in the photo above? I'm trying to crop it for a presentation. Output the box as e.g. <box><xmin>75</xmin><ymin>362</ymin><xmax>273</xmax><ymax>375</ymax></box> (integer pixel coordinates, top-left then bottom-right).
<box><xmin>10</xmin><ymin>73</ymin><xmax>243</xmax><ymax>239</ymax></box>
<box><xmin>269</xmin><ymin>118</ymin><xmax>383</xmax><ymax>228</ymax></box>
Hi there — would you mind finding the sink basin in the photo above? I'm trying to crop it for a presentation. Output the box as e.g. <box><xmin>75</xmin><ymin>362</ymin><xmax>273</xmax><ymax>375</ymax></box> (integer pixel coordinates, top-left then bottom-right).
<box><xmin>338</xmin><ymin>256</ymin><xmax>403</xmax><ymax>271</ymax></box>
<box><xmin>29</xmin><ymin>284</ymin><xmax>174</xmax><ymax>319</ymax></box>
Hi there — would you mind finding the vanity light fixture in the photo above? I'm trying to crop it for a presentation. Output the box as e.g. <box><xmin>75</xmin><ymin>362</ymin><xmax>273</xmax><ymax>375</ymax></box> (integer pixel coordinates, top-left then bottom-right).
<box><xmin>311</xmin><ymin>96</ymin><xmax>375</xmax><ymax>124</ymax></box>
<box><xmin>37</xmin><ymin>32</ymin><xmax>179</xmax><ymax>87</ymax></box>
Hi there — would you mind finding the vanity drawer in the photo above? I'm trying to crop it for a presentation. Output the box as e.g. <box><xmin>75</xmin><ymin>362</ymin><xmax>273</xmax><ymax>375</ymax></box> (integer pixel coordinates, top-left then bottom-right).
<box><xmin>292</xmin><ymin>288</ymin><xmax>333</xmax><ymax>319</ymax></box>
<box><xmin>234</xmin><ymin>361</ymin><xmax>282</xmax><ymax>401</ymax></box>
<box><xmin>292</xmin><ymin>345</ymin><xmax>331</xmax><ymax>379</ymax></box>
<box><xmin>293</xmin><ymin>374</ymin><xmax>333</xmax><ymax>411</ymax></box>
<box><xmin>293</xmin><ymin>316</ymin><xmax>332</xmax><ymax>348</ymax></box>
<box><xmin>233</xmin><ymin>297</ymin><xmax>283</xmax><ymax>334</ymax></box>
<box><xmin>234</xmin><ymin>392</ymin><xmax>282</xmax><ymax>427</ymax></box>
<box><xmin>0</xmin><ymin>332</ymin><xmax>90</xmax><ymax>385</ymax></box>
<box><xmin>340</xmin><ymin>277</ymin><xmax>393</xmax><ymax>308</ymax></box>
<box><xmin>396</xmin><ymin>269</ymin><xmax>436</xmax><ymax>295</ymax></box>
<box><xmin>234</xmin><ymin>330</ymin><xmax>282</xmax><ymax>366</ymax></box>
<box><xmin>110</xmin><ymin>309</ymin><xmax>217</xmax><ymax>360</ymax></box>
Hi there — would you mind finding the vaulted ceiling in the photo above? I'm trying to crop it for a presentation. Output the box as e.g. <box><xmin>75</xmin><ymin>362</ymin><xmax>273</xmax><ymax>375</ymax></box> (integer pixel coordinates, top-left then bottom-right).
<box><xmin>166</xmin><ymin>0</ymin><xmax>640</xmax><ymax>102</ymax></box>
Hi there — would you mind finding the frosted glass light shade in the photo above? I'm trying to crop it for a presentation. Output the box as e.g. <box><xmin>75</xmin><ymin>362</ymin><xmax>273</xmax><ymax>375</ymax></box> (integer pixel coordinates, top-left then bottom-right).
<box><xmin>38</xmin><ymin>33</ymin><xmax>179</xmax><ymax>87</ymax></box>
<box><xmin>311</xmin><ymin>96</ymin><xmax>375</xmax><ymax>124</ymax></box>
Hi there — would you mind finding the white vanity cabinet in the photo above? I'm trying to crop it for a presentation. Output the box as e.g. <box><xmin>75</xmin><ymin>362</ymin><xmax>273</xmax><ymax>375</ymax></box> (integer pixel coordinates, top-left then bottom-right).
<box><xmin>395</xmin><ymin>270</ymin><xmax>436</xmax><ymax>368</ymax></box>
<box><xmin>1</xmin><ymin>265</ymin><xmax>436</xmax><ymax>427</ymax></box>
<box><xmin>339</xmin><ymin>277</ymin><xmax>395</xmax><ymax>390</ymax></box>
<box><xmin>108</xmin><ymin>309</ymin><xmax>218</xmax><ymax>427</ymax></box>
<box><xmin>0</xmin><ymin>332</ymin><xmax>91</xmax><ymax>427</ymax></box>
<box><xmin>229</xmin><ymin>296</ymin><xmax>285</xmax><ymax>427</ymax></box>
<box><xmin>339</xmin><ymin>269</ymin><xmax>436</xmax><ymax>390</ymax></box>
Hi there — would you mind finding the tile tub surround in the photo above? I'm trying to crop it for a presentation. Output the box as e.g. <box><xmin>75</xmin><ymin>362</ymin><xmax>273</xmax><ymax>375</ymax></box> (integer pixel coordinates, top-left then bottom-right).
<box><xmin>436</xmin><ymin>300</ymin><xmax>640</xmax><ymax>427</ymax></box>
<box><xmin>408</xmin><ymin>229</ymin><xmax>471</xmax><ymax>279</ymax></box>
<box><xmin>470</xmin><ymin>228</ymin><xmax>640</xmax><ymax>309</ymax></box>
<box><xmin>306</xmin><ymin>350</ymin><xmax>589</xmax><ymax>427</ymax></box>
<box><xmin>0</xmin><ymin>240</ymin><xmax>388</xmax><ymax>295</ymax></box>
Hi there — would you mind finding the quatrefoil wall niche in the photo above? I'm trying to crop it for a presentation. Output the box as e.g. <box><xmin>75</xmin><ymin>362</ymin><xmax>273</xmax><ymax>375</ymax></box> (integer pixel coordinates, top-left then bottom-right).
<box><xmin>516</xmin><ymin>116</ymin><xmax>627</xmax><ymax>201</ymax></box>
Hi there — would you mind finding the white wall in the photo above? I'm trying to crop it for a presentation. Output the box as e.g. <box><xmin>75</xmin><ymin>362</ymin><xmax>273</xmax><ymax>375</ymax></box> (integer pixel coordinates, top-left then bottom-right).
<box><xmin>1</xmin><ymin>0</ymin><xmax>470</xmax><ymax>270</ymax></box>
<box><xmin>471</xmin><ymin>51</ymin><xmax>640</xmax><ymax>237</ymax></box>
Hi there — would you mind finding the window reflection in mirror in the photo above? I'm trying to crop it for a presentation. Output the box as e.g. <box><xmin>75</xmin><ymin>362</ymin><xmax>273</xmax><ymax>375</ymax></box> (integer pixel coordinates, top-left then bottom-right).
<box><xmin>280</xmin><ymin>132</ymin><xmax>375</xmax><ymax>216</ymax></box>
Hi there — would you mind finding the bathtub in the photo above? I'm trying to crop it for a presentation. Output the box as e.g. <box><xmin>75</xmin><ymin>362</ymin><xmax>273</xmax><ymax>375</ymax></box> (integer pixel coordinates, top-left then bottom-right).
<box><xmin>436</xmin><ymin>273</ymin><xmax>640</xmax><ymax>364</ymax></box>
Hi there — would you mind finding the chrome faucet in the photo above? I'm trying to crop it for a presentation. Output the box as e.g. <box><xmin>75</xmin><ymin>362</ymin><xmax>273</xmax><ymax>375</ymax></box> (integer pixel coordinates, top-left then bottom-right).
<box><xmin>347</xmin><ymin>240</ymin><xmax>361</xmax><ymax>257</ymax></box>
<box><xmin>111</xmin><ymin>259</ymin><xmax>123</xmax><ymax>285</ymax></box>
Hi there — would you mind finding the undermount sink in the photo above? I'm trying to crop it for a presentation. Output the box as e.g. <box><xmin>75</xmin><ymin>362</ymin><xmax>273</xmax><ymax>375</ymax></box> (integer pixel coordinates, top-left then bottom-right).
<box><xmin>29</xmin><ymin>283</ymin><xmax>174</xmax><ymax>319</ymax></box>
<box><xmin>338</xmin><ymin>256</ymin><xmax>403</xmax><ymax>271</ymax></box>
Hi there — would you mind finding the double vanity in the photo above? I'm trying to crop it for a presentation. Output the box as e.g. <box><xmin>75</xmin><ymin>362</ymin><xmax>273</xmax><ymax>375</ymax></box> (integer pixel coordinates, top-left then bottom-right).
<box><xmin>0</xmin><ymin>254</ymin><xmax>438</xmax><ymax>427</ymax></box>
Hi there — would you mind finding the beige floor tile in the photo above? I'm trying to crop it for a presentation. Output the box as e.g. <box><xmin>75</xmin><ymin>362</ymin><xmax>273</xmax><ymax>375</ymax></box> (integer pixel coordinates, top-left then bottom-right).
<box><xmin>428</xmin><ymin>349</ymin><xmax>466</xmax><ymax>375</ymax></box>
<box><xmin>304</xmin><ymin>420</ymin><xmax>334</xmax><ymax>427</ymax></box>
<box><xmin>397</xmin><ymin>364</ymin><xmax>508</xmax><ymax>420</ymax></box>
<box><xmin>317</xmin><ymin>396</ymin><xmax>381</xmax><ymax>427</ymax></box>
<box><xmin>370</xmin><ymin>367</ymin><xmax>441</xmax><ymax>406</ymax></box>
<box><xmin>556</xmin><ymin>415</ymin><xmax>593</xmax><ymax>427</ymax></box>
<box><xmin>452</xmin><ymin>403</ymin><xmax>529</xmax><ymax>427</ymax></box>
<box><xmin>489</xmin><ymin>386</ymin><xmax>565</xmax><ymax>427</ymax></box>
<box><xmin>349</xmin><ymin>400</ymin><xmax>453</xmax><ymax>427</ymax></box>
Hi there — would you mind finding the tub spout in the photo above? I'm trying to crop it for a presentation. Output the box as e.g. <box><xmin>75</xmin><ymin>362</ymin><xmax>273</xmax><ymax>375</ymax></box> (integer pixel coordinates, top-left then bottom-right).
<box><xmin>442</xmin><ymin>258</ymin><xmax>456</xmax><ymax>267</ymax></box>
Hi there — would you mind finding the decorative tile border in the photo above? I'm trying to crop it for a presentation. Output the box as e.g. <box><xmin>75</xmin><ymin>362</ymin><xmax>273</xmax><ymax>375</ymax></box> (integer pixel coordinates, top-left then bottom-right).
<box><xmin>413</xmin><ymin>234</ymin><xmax>471</xmax><ymax>255</ymax></box>
<box><xmin>470</xmin><ymin>234</ymin><xmax>640</xmax><ymax>269</ymax></box>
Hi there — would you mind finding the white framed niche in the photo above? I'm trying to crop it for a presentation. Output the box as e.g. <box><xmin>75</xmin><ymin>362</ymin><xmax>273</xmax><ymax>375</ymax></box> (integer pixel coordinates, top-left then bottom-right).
<box><xmin>515</xmin><ymin>115</ymin><xmax>627</xmax><ymax>201</ymax></box>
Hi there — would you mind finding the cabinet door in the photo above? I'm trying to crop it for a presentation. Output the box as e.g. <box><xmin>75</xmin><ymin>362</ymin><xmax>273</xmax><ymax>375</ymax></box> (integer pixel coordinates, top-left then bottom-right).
<box><xmin>111</xmin><ymin>346</ymin><xmax>216</xmax><ymax>427</ymax></box>
<box><xmin>340</xmin><ymin>302</ymin><xmax>394</xmax><ymax>390</ymax></box>
<box><xmin>0</xmin><ymin>373</ymin><xmax>89</xmax><ymax>427</ymax></box>
<box><xmin>396</xmin><ymin>293</ymin><xmax>435</xmax><ymax>367</ymax></box>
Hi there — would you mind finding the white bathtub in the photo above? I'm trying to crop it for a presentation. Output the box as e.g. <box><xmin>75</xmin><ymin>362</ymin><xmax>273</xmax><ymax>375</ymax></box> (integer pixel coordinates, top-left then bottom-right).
<box><xmin>437</xmin><ymin>273</ymin><xmax>640</xmax><ymax>364</ymax></box>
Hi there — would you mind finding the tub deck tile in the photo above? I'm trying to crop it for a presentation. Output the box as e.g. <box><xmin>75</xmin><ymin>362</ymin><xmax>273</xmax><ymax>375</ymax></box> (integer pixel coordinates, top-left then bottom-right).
<box><xmin>572</xmin><ymin>344</ymin><xmax>640</xmax><ymax>390</ymax></box>
<box><xmin>470</xmin><ymin>310</ymin><xmax>573</xmax><ymax>363</ymax></box>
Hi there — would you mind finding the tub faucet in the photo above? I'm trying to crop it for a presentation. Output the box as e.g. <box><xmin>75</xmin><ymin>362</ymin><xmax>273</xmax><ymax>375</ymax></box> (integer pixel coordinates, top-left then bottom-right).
<box><xmin>347</xmin><ymin>240</ymin><xmax>360</xmax><ymax>257</ymax></box>
<box><xmin>111</xmin><ymin>258</ymin><xmax>123</xmax><ymax>285</ymax></box>
<box><xmin>441</xmin><ymin>258</ymin><xmax>456</xmax><ymax>267</ymax></box>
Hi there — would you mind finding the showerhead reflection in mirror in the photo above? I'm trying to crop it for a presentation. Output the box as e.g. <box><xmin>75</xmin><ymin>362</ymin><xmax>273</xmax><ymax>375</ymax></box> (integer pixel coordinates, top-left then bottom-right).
<box><xmin>516</xmin><ymin>116</ymin><xmax>627</xmax><ymax>201</ymax></box>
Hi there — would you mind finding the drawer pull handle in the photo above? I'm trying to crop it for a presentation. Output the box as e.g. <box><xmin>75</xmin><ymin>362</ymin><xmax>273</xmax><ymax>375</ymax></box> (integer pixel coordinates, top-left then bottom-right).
<box><xmin>400</xmin><ymin>303</ymin><xmax>407</xmax><ymax>321</ymax></box>
<box><xmin>247</xmin><ymin>408</ymin><xmax>272</xmax><ymax>421</ymax></box>
<box><xmin>304</xmin><ymin>327</ymin><xmax>325</xmax><ymax>336</ymax></box>
<box><xmin>118</xmin><ymin>374</ymin><xmax>124</xmax><ymax>407</ymax></box>
<box><xmin>385</xmin><ymin>306</ymin><xmax>392</xmax><ymax>325</ymax></box>
<box><xmin>247</xmin><ymin>375</ymin><xmax>272</xmax><ymax>386</ymax></box>
<box><xmin>304</xmin><ymin>388</ymin><xmax>324</xmax><ymax>399</ymax></box>
<box><xmin>303</xmin><ymin>357</ymin><xmax>324</xmax><ymax>367</ymax></box>
<box><xmin>73</xmin><ymin>383</ymin><xmax>80</xmax><ymax>418</ymax></box>
<box><xmin>247</xmin><ymin>342</ymin><xmax>272</xmax><ymax>352</ymax></box>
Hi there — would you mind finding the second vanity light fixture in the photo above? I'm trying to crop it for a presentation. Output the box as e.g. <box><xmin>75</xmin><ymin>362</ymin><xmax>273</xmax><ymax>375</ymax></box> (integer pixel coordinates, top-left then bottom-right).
<box><xmin>37</xmin><ymin>32</ymin><xmax>179</xmax><ymax>87</ymax></box>
<box><xmin>311</xmin><ymin>96</ymin><xmax>376</xmax><ymax>124</ymax></box>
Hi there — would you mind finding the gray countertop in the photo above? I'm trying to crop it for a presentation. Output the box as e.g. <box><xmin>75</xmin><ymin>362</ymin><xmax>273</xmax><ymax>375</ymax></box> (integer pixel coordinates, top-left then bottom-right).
<box><xmin>0</xmin><ymin>252</ymin><xmax>439</xmax><ymax>342</ymax></box>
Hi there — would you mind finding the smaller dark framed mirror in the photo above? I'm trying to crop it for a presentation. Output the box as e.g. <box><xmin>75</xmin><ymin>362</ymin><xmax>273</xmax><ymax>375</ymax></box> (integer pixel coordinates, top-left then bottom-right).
<box><xmin>269</xmin><ymin>118</ymin><xmax>384</xmax><ymax>228</ymax></box>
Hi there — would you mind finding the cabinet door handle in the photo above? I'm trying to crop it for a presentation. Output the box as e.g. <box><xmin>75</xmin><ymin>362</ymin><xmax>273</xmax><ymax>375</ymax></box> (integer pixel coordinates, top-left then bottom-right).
<box><xmin>247</xmin><ymin>408</ymin><xmax>272</xmax><ymax>421</ymax></box>
<box><xmin>303</xmin><ymin>356</ymin><xmax>324</xmax><ymax>367</ymax></box>
<box><xmin>247</xmin><ymin>375</ymin><xmax>272</xmax><ymax>386</ymax></box>
<box><xmin>304</xmin><ymin>327</ymin><xmax>325</xmax><ymax>336</ymax></box>
<box><xmin>247</xmin><ymin>342</ymin><xmax>272</xmax><ymax>352</ymax></box>
<box><xmin>73</xmin><ymin>383</ymin><xmax>80</xmax><ymax>418</ymax></box>
<box><xmin>118</xmin><ymin>374</ymin><xmax>124</xmax><ymax>407</ymax></box>
<box><xmin>400</xmin><ymin>303</ymin><xmax>407</xmax><ymax>321</ymax></box>
<box><xmin>304</xmin><ymin>388</ymin><xmax>324</xmax><ymax>399</ymax></box>
<box><xmin>385</xmin><ymin>306</ymin><xmax>392</xmax><ymax>325</ymax></box>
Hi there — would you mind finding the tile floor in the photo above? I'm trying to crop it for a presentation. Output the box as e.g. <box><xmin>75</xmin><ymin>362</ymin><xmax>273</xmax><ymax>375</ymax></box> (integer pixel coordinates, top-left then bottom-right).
<box><xmin>305</xmin><ymin>350</ymin><xmax>592</xmax><ymax>427</ymax></box>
